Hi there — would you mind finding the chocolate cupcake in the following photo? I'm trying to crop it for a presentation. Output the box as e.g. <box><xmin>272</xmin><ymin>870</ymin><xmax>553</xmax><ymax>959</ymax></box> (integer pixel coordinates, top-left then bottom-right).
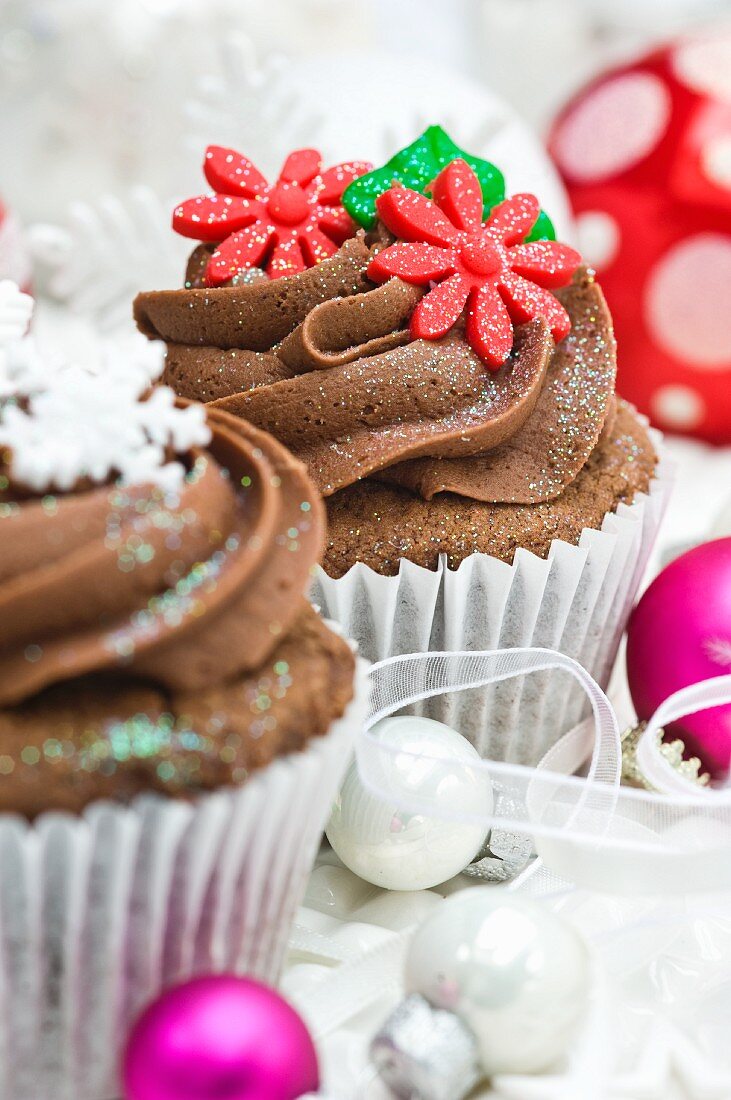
<box><xmin>0</xmin><ymin>283</ymin><xmax>365</xmax><ymax>1099</ymax></box>
<box><xmin>134</xmin><ymin>130</ymin><xmax>669</xmax><ymax>760</ymax></box>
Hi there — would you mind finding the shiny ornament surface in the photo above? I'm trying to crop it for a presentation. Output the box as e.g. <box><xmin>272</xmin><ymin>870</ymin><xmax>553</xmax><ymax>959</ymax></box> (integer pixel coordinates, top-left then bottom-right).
<box><xmin>549</xmin><ymin>25</ymin><xmax>731</xmax><ymax>443</ymax></box>
<box><xmin>371</xmin><ymin>992</ymin><xmax>481</xmax><ymax>1100</ymax></box>
<box><xmin>404</xmin><ymin>888</ymin><xmax>590</xmax><ymax>1076</ymax></box>
<box><xmin>123</xmin><ymin>975</ymin><xmax>318</xmax><ymax>1100</ymax></box>
<box><xmin>326</xmin><ymin>716</ymin><xmax>492</xmax><ymax>891</ymax></box>
<box><xmin>627</xmin><ymin>537</ymin><xmax>731</xmax><ymax>777</ymax></box>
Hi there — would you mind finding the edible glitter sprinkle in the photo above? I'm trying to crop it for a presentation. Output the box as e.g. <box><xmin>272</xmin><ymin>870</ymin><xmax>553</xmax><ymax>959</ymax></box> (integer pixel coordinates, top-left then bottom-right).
<box><xmin>104</xmin><ymin>539</ymin><xmax>237</xmax><ymax>658</ymax></box>
<box><xmin>0</xmin><ymin>641</ymin><xmax>308</xmax><ymax>793</ymax></box>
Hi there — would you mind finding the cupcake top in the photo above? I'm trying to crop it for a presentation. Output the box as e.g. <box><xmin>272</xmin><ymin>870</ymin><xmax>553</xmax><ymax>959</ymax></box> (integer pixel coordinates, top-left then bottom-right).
<box><xmin>134</xmin><ymin>127</ymin><xmax>618</xmax><ymax>512</ymax></box>
<box><xmin>0</xmin><ymin>284</ymin><xmax>353</xmax><ymax>816</ymax></box>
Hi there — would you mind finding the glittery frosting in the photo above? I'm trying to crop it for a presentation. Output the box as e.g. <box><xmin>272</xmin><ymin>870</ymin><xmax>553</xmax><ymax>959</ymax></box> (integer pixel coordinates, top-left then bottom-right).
<box><xmin>134</xmin><ymin>195</ymin><xmax>618</xmax><ymax>506</ymax></box>
<box><xmin>376</xmin><ymin>273</ymin><xmax>617</xmax><ymax>503</ymax></box>
<box><xmin>0</xmin><ymin>405</ymin><xmax>355</xmax><ymax>815</ymax></box>
<box><xmin>139</xmin><ymin>244</ymin><xmax>606</xmax><ymax>494</ymax></box>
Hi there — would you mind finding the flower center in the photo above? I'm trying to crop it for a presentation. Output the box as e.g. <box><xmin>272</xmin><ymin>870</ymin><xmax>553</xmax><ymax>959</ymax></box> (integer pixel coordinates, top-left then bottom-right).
<box><xmin>460</xmin><ymin>236</ymin><xmax>503</xmax><ymax>277</ymax></box>
<box><xmin>267</xmin><ymin>182</ymin><xmax>311</xmax><ymax>226</ymax></box>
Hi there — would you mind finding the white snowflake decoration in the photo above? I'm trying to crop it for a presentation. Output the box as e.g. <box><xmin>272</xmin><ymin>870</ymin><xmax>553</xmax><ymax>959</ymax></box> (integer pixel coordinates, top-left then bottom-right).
<box><xmin>0</xmin><ymin>280</ymin><xmax>38</xmax><ymax>398</ymax></box>
<box><xmin>0</xmin><ymin>210</ymin><xmax>32</xmax><ymax>290</ymax></box>
<box><xmin>0</xmin><ymin>280</ymin><xmax>33</xmax><ymax>347</ymax></box>
<box><xmin>28</xmin><ymin>187</ymin><xmax>189</xmax><ymax>334</ymax></box>
<box><xmin>0</xmin><ymin>283</ymin><xmax>210</xmax><ymax>493</ymax></box>
<box><xmin>185</xmin><ymin>32</ymin><xmax>323</xmax><ymax>177</ymax></box>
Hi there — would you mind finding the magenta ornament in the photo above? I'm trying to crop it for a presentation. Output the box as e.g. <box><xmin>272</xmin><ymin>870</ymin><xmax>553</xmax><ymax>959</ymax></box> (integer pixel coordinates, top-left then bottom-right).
<box><xmin>123</xmin><ymin>975</ymin><xmax>319</xmax><ymax>1100</ymax></box>
<box><xmin>627</xmin><ymin>538</ymin><xmax>731</xmax><ymax>777</ymax></box>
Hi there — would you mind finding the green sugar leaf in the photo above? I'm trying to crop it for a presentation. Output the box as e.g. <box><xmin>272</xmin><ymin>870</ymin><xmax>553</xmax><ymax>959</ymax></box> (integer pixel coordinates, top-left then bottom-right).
<box><xmin>527</xmin><ymin>209</ymin><xmax>556</xmax><ymax>242</ymax></box>
<box><xmin>342</xmin><ymin>125</ymin><xmax>505</xmax><ymax>230</ymax></box>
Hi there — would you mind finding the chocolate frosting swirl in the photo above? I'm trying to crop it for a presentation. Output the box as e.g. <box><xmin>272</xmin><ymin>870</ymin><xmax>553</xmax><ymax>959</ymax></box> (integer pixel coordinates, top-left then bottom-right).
<box><xmin>134</xmin><ymin>236</ymin><xmax>616</xmax><ymax>505</ymax></box>
<box><xmin>375</xmin><ymin>275</ymin><xmax>617</xmax><ymax>503</ymax></box>
<box><xmin>0</xmin><ymin>406</ymin><xmax>324</xmax><ymax>708</ymax></box>
<box><xmin>135</xmin><ymin>237</ymin><xmax>373</xmax><ymax>351</ymax></box>
<box><xmin>213</xmin><ymin>319</ymin><xmax>551</xmax><ymax>495</ymax></box>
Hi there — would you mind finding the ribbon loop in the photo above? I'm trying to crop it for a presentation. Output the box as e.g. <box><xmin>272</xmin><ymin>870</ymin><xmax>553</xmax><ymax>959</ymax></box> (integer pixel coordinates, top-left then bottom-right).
<box><xmin>360</xmin><ymin>650</ymin><xmax>731</xmax><ymax>894</ymax></box>
<box><xmin>637</xmin><ymin>674</ymin><xmax>731</xmax><ymax>795</ymax></box>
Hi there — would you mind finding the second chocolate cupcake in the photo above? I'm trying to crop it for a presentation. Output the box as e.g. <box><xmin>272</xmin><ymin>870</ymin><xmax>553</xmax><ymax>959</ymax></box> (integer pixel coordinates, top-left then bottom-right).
<box><xmin>133</xmin><ymin>128</ymin><xmax>669</xmax><ymax>761</ymax></box>
<box><xmin>0</xmin><ymin>283</ymin><xmax>366</xmax><ymax>1099</ymax></box>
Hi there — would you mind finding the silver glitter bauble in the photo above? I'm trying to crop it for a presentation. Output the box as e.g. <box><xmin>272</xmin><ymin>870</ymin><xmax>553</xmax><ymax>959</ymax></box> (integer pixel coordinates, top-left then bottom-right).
<box><xmin>371</xmin><ymin>993</ymin><xmax>481</xmax><ymax>1100</ymax></box>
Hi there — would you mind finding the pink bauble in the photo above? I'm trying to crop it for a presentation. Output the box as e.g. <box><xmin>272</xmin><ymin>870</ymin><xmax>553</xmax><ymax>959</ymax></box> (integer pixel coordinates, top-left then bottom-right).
<box><xmin>123</xmin><ymin>976</ymin><xmax>319</xmax><ymax>1100</ymax></box>
<box><xmin>627</xmin><ymin>538</ymin><xmax>731</xmax><ymax>776</ymax></box>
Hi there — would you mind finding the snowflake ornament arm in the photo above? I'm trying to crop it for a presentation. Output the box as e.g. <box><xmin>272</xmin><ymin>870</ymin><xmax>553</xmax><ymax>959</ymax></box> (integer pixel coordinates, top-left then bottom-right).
<box><xmin>367</xmin><ymin>160</ymin><xmax>581</xmax><ymax>369</ymax></box>
<box><xmin>0</xmin><ymin>280</ymin><xmax>33</xmax><ymax>347</ymax></box>
<box><xmin>29</xmin><ymin>188</ymin><xmax>189</xmax><ymax>332</ymax></box>
<box><xmin>185</xmin><ymin>30</ymin><xmax>323</xmax><ymax>184</ymax></box>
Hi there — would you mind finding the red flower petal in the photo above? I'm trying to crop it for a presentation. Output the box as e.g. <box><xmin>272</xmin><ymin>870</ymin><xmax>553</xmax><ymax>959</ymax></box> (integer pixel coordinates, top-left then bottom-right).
<box><xmin>508</xmin><ymin>241</ymin><xmax>581</xmax><ymax>288</ymax></box>
<box><xmin>173</xmin><ymin>195</ymin><xmax>263</xmax><ymax>241</ymax></box>
<box><xmin>429</xmin><ymin>159</ymin><xmax>483</xmax><ymax>232</ymax></box>
<box><xmin>376</xmin><ymin>187</ymin><xmax>461</xmax><ymax>248</ymax></box>
<box><xmin>317</xmin><ymin>207</ymin><xmax>357</xmax><ymax>244</ymax></box>
<box><xmin>204</xmin><ymin>222</ymin><xmax>274</xmax><ymax>286</ymax></box>
<box><xmin>267</xmin><ymin>234</ymin><xmax>307</xmax><ymax>279</ymax></box>
<box><xmin>410</xmin><ymin>273</ymin><xmax>470</xmax><ymax>341</ymax></box>
<box><xmin>203</xmin><ymin>145</ymin><xmax>269</xmax><ymax>198</ymax></box>
<box><xmin>317</xmin><ymin>162</ymin><xmax>372</xmax><ymax>205</ymax></box>
<box><xmin>300</xmin><ymin>226</ymin><xmax>339</xmax><ymax>266</ymax></box>
<box><xmin>367</xmin><ymin>242</ymin><xmax>456</xmax><ymax>285</ymax></box>
<box><xmin>465</xmin><ymin>284</ymin><xmax>515</xmax><ymax>368</ymax></box>
<box><xmin>486</xmin><ymin>194</ymin><xmax>541</xmax><ymax>246</ymax></box>
<box><xmin>498</xmin><ymin>270</ymin><xmax>572</xmax><ymax>342</ymax></box>
<box><xmin>279</xmin><ymin>149</ymin><xmax>321</xmax><ymax>187</ymax></box>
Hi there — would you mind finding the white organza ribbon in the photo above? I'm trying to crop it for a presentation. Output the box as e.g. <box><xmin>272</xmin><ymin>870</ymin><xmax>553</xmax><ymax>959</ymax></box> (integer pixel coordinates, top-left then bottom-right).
<box><xmin>360</xmin><ymin>651</ymin><xmax>731</xmax><ymax>894</ymax></box>
<box><xmin>637</xmin><ymin>673</ymin><xmax>731</xmax><ymax>794</ymax></box>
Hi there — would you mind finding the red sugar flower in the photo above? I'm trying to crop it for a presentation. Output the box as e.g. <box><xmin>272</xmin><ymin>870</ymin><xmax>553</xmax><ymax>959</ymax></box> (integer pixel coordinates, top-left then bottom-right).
<box><xmin>367</xmin><ymin>159</ymin><xmax>581</xmax><ymax>368</ymax></box>
<box><xmin>173</xmin><ymin>146</ymin><xmax>371</xmax><ymax>286</ymax></box>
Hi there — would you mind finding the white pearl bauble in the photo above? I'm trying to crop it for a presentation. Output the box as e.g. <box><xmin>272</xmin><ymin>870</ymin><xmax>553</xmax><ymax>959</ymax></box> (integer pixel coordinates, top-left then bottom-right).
<box><xmin>326</xmin><ymin>717</ymin><xmax>492</xmax><ymax>892</ymax></box>
<box><xmin>405</xmin><ymin>888</ymin><xmax>590</xmax><ymax>1076</ymax></box>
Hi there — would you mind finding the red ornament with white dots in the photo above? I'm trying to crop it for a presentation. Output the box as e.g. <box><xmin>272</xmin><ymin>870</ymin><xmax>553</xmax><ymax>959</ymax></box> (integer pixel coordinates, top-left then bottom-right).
<box><xmin>549</xmin><ymin>27</ymin><xmax>731</xmax><ymax>444</ymax></box>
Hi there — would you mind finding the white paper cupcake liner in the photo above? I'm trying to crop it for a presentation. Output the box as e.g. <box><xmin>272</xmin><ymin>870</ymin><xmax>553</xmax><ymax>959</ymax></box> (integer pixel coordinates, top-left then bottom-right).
<box><xmin>313</xmin><ymin>430</ymin><xmax>670</xmax><ymax>766</ymax></box>
<box><xmin>0</xmin><ymin>658</ymin><xmax>368</xmax><ymax>1100</ymax></box>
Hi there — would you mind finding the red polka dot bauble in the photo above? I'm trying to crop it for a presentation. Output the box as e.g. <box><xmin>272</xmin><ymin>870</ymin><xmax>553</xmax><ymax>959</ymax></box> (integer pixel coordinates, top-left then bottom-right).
<box><xmin>549</xmin><ymin>26</ymin><xmax>731</xmax><ymax>444</ymax></box>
